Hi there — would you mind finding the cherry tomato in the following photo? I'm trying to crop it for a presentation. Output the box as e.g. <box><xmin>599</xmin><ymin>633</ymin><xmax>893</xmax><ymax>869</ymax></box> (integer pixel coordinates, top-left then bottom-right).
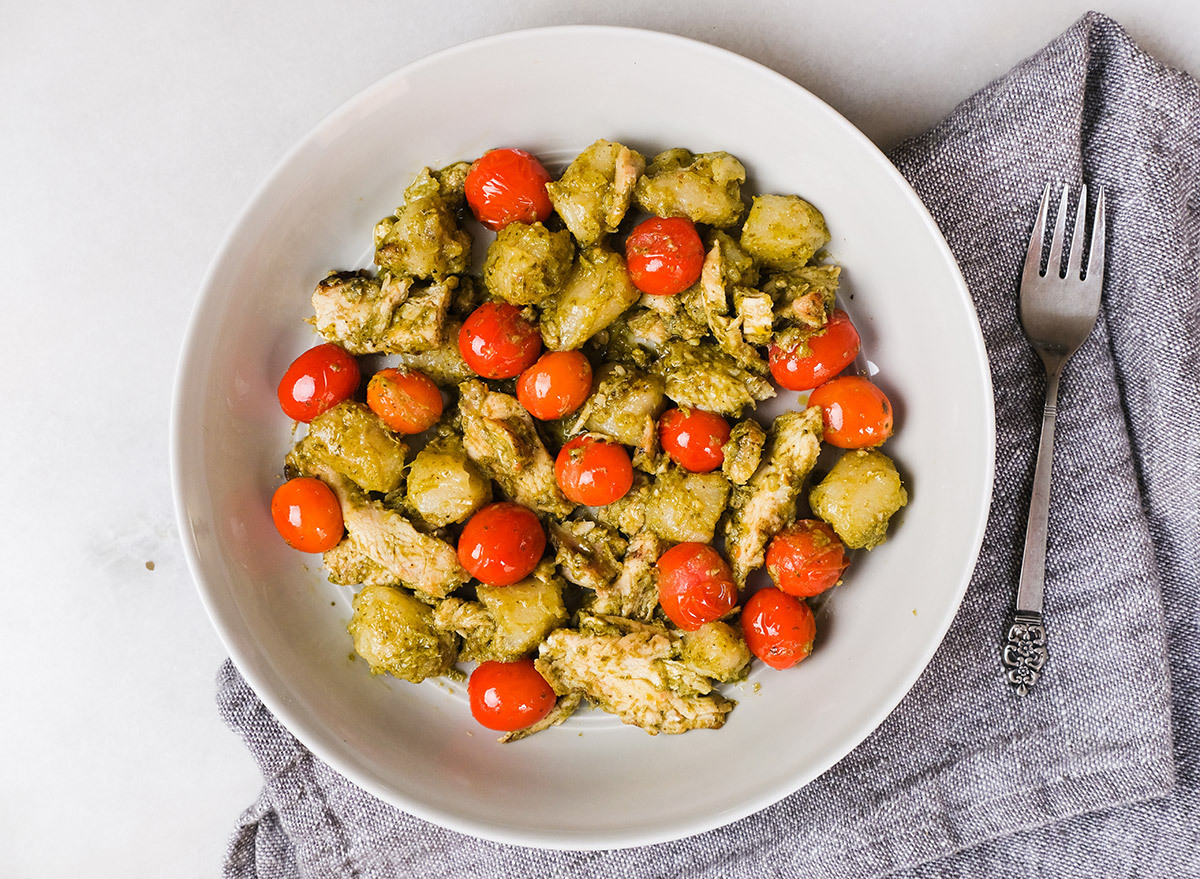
<box><xmin>554</xmin><ymin>435</ymin><xmax>633</xmax><ymax>507</ymax></box>
<box><xmin>658</xmin><ymin>408</ymin><xmax>730</xmax><ymax>473</ymax></box>
<box><xmin>457</xmin><ymin>502</ymin><xmax>546</xmax><ymax>586</ymax></box>
<box><xmin>270</xmin><ymin>477</ymin><xmax>343</xmax><ymax>553</ymax></box>
<box><xmin>468</xmin><ymin>659</ymin><xmax>557</xmax><ymax>731</ymax></box>
<box><xmin>625</xmin><ymin>216</ymin><xmax>706</xmax><ymax>296</ymax></box>
<box><xmin>765</xmin><ymin>520</ymin><xmax>849</xmax><ymax>598</ymax></box>
<box><xmin>458</xmin><ymin>301</ymin><xmax>543</xmax><ymax>379</ymax></box>
<box><xmin>366</xmin><ymin>367</ymin><xmax>443</xmax><ymax>434</ymax></box>
<box><xmin>277</xmin><ymin>343</ymin><xmax>360</xmax><ymax>423</ymax></box>
<box><xmin>768</xmin><ymin>309</ymin><xmax>861</xmax><ymax>391</ymax></box>
<box><xmin>464</xmin><ymin>148</ymin><xmax>554</xmax><ymax>231</ymax></box>
<box><xmin>741</xmin><ymin>587</ymin><xmax>816</xmax><ymax>669</ymax></box>
<box><xmin>517</xmin><ymin>350</ymin><xmax>593</xmax><ymax>421</ymax></box>
<box><xmin>807</xmin><ymin>375</ymin><xmax>894</xmax><ymax>449</ymax></box>
<box><xmin>656</xmin><ymin>543</ymin><xmax>738</xmax><ymax>631</ymax></box>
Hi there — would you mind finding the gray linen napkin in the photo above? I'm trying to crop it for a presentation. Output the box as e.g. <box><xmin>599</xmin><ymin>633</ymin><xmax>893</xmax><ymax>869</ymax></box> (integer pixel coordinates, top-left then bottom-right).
<box><xmin>215</xmin><ymin>12</ymin><xmax>1200</xmax><ymax>877</ymax></box>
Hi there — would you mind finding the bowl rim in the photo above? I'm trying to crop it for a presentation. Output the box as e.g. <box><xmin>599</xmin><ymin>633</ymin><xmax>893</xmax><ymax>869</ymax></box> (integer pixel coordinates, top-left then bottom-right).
<box><xmin>171</xmin><ymin>23</ymin><xmax>997</xmax><ymax>850</ymax></box>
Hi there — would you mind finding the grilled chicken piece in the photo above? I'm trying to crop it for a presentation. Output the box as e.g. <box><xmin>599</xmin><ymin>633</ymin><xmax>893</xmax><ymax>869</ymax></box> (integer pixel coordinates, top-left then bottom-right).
<box><xmin>549</xmin><ymin>519</ymin><xmax>628</xmax><ymax>592</ymax></box>
<box><xmin>535</xmin><ymin>616</ymin><xmax>733</xmax><ymax>735</ymax></box>
<box><xmin>724</xmin><ymin>406</ymin><xmax>823</xmax><ymax>586</ymax></box>
<box><xmin>294</xmin><ymin>458</ymin><xmax>468</xmax><ymax>597</ymax></box>
<box><xmin>311</xmin><ymin>270</ymin><xmax>456</xmax><ymax>355</ymax></box>
<box><xmin>589</xmin><ymin>530</ymin><xmax>664</xmax><ymax>621</ymax></box>
<box><xmin>721</xmin><ymin>419</ymin><xmax>767</xmax><ymax>486</ymax></box>
<box><xmin>457</xmin><ymin>380</ymin><xmax>574</xmax><ymax>517</ymax></box>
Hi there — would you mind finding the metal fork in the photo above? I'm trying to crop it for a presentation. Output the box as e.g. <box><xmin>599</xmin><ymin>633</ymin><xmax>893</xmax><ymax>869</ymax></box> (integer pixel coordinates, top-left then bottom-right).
<box><xmin>1002</xmin><ymin>183</ymin><xmax>1106</xmax><ymax>695</ymax></box>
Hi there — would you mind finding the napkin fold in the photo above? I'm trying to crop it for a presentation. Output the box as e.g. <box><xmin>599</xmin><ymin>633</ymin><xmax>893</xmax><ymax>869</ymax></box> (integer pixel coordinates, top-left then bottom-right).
<box><xmin>216</xmin><ymin>12</ymin><xmax>1200</xmax><ymax>877</ymax></box>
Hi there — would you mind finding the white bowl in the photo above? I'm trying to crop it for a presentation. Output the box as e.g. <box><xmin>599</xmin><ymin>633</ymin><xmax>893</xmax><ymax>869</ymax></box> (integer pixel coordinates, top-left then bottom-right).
<box><xmin>173</xmin><ymin>26</ymin><xmax>994</xmax><ymax>850</ymax></box>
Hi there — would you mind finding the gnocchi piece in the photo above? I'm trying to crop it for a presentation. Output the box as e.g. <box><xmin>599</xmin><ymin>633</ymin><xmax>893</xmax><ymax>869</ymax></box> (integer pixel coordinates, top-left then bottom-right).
<box><xmin>348</xmin><ymin>584</ymin><xmax>459</xmax><ymax>683</ymax></box>
<box><xmin>809</xmin><ymin>449</ymin><xmax>908</xmax><ymax>550</ymax></box>
<box><xmin>482</xmin><ymin>221</ymin><xmax>575</xmax><ymax>306</ymax></box>
<box><xmin>540</xmin><ymin>246</ymin><xmax>640</xmax><ymax>351</ymax></box>
<box><xmin>633</xmin><ymin>149</ymin><xmax>746</xmax><ymax>228</ymax></box>
<box><xmin>740</xmin><ymin>194</ymin><xmax>830</xmax><ymax>271</ymax></box>
<box><xmin>545</xmin><ymin>139</ymin><xmax>645</xmax><ymax>246</ymax></box>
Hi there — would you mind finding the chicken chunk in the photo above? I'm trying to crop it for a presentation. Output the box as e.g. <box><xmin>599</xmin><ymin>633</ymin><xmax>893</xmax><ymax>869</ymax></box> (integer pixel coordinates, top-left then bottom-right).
<box><xmin>721</xmin><ymin>419</ymin><xmax>766</xmax><ymax>486</ymax></box>
<box><xmin>653</xmin><ymin>340</ymin><xmax>774</xmax><ymax>417</ymax></box>
<box><xmin>549</xmin><ymin>518</ymin><xmax>628</xmax><ymax>591</ymax></box>
<box><xmin>763</xmin><ymin>264</ymin><xmax>840</xmax><ymax>330</ymax></box>
<box><xmin>457</xmin><ymin>380</ymin><xmax>574</xmax><ymax>517</ymax></box>
<box><xmin>311</xmin><ymin>271</ymin><xmax>456</xmax><ymax>354</ymax></box>
<box><xmin>546</xmin><ymin>139</ymin><xmax>645</xmax><ymax>246</ymax></box>
<box><xmin>633</xmin><ymin>149</ymin><xmax>746</xmax><ymax>228</ymax></box>
<box><xmin>535</xmin><ymin>615</ymin><xmax>733</xmax><ymax>735</ymax></box>
<box><xmin>588</xmin><ymin>530</ymin><xmax>664</xmax><ymax>621</ymax></box>
<box><xmin>724</xmin><ymin>406</ymin><xmax>823</xmax><ymax>586</ymax></box>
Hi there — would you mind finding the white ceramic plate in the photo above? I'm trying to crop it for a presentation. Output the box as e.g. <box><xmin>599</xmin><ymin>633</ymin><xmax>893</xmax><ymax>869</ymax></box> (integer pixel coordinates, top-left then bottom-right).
<box><xmin>173</xmin><ymin>26</ymin><xmax>994</xmax><ymax>849</ymax></box>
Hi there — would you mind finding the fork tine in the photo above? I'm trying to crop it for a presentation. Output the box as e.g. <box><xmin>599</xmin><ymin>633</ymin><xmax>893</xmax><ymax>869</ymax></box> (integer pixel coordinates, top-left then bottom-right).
<box><xmin>1065</xmin><ymin>184</ymin><xmax>1088</xmax><ymax>280</ymax></box>
<box><xmin>1023</xmin><ymin>183</ymin><xmax>1051</xmax><ymax>285</ymax></box>
<box><xmin>1086</xmin><ymin>187</ymin><xmax>1106</xmax><ymax>284</ymax></box>
<box><xmin>1045</xmin><ymin>185</ymin><xmax>1070</xmax><ymax>278</ymax></box>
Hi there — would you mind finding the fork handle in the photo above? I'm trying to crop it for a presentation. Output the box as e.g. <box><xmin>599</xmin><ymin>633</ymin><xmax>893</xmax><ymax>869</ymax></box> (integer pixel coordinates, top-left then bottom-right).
<box><xmin>1006</xmin><ymin>365</ymin><xmax>1061</xmax><ymax>693</ymax></box>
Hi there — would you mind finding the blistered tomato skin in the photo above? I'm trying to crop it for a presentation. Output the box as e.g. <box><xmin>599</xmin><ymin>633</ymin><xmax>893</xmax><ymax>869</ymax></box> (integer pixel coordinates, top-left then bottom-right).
<box><xmin>465</xmin><ymin>148</ymin><xmax>554</xmax><ymax>231</ymax></box>
<box><xmin>659</xmin><ymin>408</ymin><xmax>731</xmax><ymax>473</ymax></box>
<box><xmin>457</xmin><ymin>502</ymin><xmax>546</xmax><ymax>586</ymax></box>
<box><xmin>765</xmin><ymin>520</ymin><xmax>849</xmax><ymax>598</ymax></box>
<box><xmin>271</xmin><ymin>477</ymin><xmax>344</xmax><ymax>553</ymax></box>
<box><xmin>555</xmin><ymin>435</ymin><xmax>634</xmax><ymax>507</ymax></box>
<box><xmin>741</xmin><ymin>587</ymin><xmax>817</xmax><ymax>670</ymax></box>
<box><xmin>458</xmin><ymin>302</ymin><xmax>543</xmax><ymax>379</ymax></box>
<box><xmin>656</xmin><ymin>543</ymin><xmax>738</xmax><ymax>631</ymax></box>
<box><xmin>625</xmin><ymin>216</ymin><xmax>706</xmax><ymax>296</ymax></box>
<box><xmin>517</xmin><ymin>350</ymin><xmax>593</xmax><ymax>420</ymax></box>
<box><xmin>468</xmin><ymin>659</ymin><xmax>557</xmax><ymax>732</ymax></box>
<box><xmin>277</xmin><ymin>343</ymin><xmax>360</xmax><ymax>423</ymax></box>
<box><xmin>366</xmin><ymin>368</ymin><xmax>443</xmax><ymax>435</ymax></box>
<box><xmin>768</xmin><ymin>309</ymin><xmax>861</xmax><ymax>391</ymax></box>
<box><xmin>807</xmin><ymin>375</ymin><xmax>894</xmax><ymax>449</ymax></box>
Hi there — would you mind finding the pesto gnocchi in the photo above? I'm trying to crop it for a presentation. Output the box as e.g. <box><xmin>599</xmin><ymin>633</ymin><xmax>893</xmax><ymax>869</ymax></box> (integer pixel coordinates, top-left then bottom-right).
<box><xmin>272</xmin><ymin>138</ymin><xmax>908</xmax><ymax>740</ymax></box>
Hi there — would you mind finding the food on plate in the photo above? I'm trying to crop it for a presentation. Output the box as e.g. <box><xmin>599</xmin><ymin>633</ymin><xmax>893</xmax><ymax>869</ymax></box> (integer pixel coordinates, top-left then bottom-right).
<box><xmin>458</xmin><ymin>301</ymin><xmax>542</xmax><ymax>379</ymax></box>
<box><xmin>270</xmin><ymin>139</ymin><xmax>909</xmax><ymax>739</ymax></box>
<box><xmin>277</xmin><ymin>343</ymin><xmax>361</xmax><ymax>423</ymax></box>
<box><xmin>659</xmin><ymin>407</ymin><xmax>730</xmax><ymax>473</ymax></box>
<box><xmin>656</xmin><ymin>542</ymin><xmax>738</xmax><ymax>631</ymax></box>
<box><xmin>366</xmin><ymin>367</ymin><xmax>444</xmax><ymax>435</ymax></box>
<box><xmin>764</xmin><ymin>519</ymin><xmax>849</xmax><ymax>598</ymax></box>
<box><xmin>808</xmin><ymin>448</ymin><xmax>908</xmax><ymax>550</ymax></box>
<box><xmin>741</xmin><ymin>587</ymin><xmax>817</xmax><ymax>670</ymax></box>
<box><xmin>516</xmin><ymin>350</ymin><xmax>593</xmax><ymax>421</ymax></box>
<box><xmin>271</xmin><ymin>477</ymin><xmax>344</xmax><ymax>552</ymax></box>
<box><xmin>768</xmin><ymin>308</ymin><xmax>861</xmax><ymax>391</ymax></box>
<box><xmin>807</xmin><ymin>374</ymin><xmax>894</xmax><ymax>449</ymax></box>
<box><xmin>468</xmin><ymin>658</ymin><xmax>559</xmax><ymax>732</ymax></box>
<box><xmin>464</xmin><ymin>148</ymin><xmax>553</xmax><ymax>231</ymax></box>
<box><xmin>625</xmin><ymin>216</ymin><xmax>706</xmax><ymax>296</ymax></box>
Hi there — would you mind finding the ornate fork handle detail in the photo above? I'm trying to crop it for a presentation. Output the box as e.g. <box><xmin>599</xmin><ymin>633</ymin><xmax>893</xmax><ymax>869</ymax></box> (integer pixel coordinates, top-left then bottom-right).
<box><xmin>1003</xmin><ymin>611</ymin><xmax>1047</xmax><ymax>696</ymax></box>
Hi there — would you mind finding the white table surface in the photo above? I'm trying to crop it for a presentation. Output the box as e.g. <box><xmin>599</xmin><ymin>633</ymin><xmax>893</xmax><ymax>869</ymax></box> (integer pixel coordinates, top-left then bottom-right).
<box><xmin>3</xmin><ymin>2</ymin><xmax>1196</xmax><ymax>875</ymax></box>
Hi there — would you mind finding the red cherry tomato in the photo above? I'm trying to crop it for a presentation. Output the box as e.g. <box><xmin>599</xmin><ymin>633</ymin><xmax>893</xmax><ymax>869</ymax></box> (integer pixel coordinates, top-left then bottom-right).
<box><xmin>768</xmin><ymin>309</ymin><xmax>861</xmax><ymax>391</ymax></box>
<box><xmin>517</xmin><ymin>350</ymin><xmax>593</xmax><ymax>421</ymax></box>
<box><xmin>458</xmin><ymin>301</ymin><xmax>543</xmax><ymax>379</ymax></box>
<box><xmin>270</xmin><ymin>477</ymin><xmax>343</xmax><ymax>553</ymax></box>
<box><xmin>625</xmin><ymin>216</ymin><xmax>706</xmax><ymax>296</ymax></box>
<box><xmin>807</xmin><ymin>375</ymin><xmax>894</xmax><ymax>449</ymax></box>
<box><xmin>457</xmin><ymin>502</ymin><xmax>546</xmax><ymax>586</ymax></box>
<box><xmin>464</xmin><ymin>148</ymin><xmax>554</xmax><ymax>231</ymax></box>
<box><xmin>366</xmin><ymin>368</ymin><xmax>443</xmax><ymax>434</ymax></box>
<box><xmin>468</xmin><ymin>659</ymin><xmax>557</xmax><ymax>732</ymax></box>
<box><xmin>741</xmin><ymin>587</ymin><xmax>816</xmax><ymax>669</ymax></box>
<box><xmin>658</xmin><ymin>408</ymin><xmax>731</xmax><ymax>473</ymax></box>
<box><xmin>554</xmin><ymin>435</ymin><xmax>633</xmax><ymax>507</ymax></box>
<box><xmin>276</xmin><ymin>343</ymin><xmax>360</xmax><ymax>423</ymax></box>
<box><xmin>656</xmin><ymin>543</ymin><xmax>738</xmax><ymax>631</ymax></box>
<box><xmin>765</xmin><ymin>520</ymin><xmax>849</xmax><ymax>598</ymax></box>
